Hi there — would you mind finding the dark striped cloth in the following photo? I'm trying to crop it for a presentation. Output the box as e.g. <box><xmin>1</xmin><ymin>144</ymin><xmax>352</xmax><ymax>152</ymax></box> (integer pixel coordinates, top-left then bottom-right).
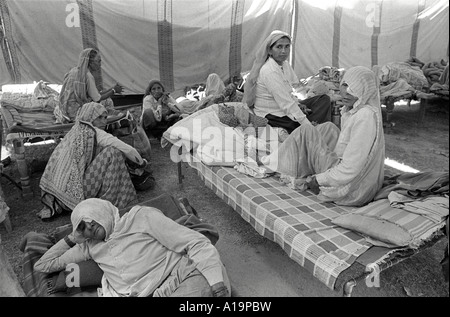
<box><xmin>19</xmin><ymin>231</ymin><xmax>57</xmax><ymax>297</ymax></box>
<box><xmin>19</xmin><ymin>225</ymin><xmax>99</xmax><ymax>297</ymax></box>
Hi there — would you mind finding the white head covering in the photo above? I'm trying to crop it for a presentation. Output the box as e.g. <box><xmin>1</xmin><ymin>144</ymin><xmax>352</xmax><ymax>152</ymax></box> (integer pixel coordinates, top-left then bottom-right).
<box><xmin>341</xmin><ymin>66</ymin><xmax>381</xmax><ymax>113</ymax></box>
<box><xmin>243</xmin><ymin>30</ymin><xmax>291</xmax><ymax>108</ymax></box>
<box><xmin>71</xmin><ymin>198</ymin><xmax>120</xmax><ymax>241</ymax></box>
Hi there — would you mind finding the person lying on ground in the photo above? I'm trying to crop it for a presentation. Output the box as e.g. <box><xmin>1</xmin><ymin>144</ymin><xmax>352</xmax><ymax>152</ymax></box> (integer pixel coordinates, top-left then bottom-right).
<box><xmin>34</xmin><ymin>198</ymin><xmax>231</xmax><ymax>297</ymax></box>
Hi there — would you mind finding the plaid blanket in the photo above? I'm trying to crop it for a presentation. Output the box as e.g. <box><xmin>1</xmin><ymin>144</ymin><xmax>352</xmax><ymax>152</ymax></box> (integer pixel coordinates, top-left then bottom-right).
<box><xmin>187</xmin><ymin>158</ymin><xmax>374</xmax><ymax>290</ymax></box>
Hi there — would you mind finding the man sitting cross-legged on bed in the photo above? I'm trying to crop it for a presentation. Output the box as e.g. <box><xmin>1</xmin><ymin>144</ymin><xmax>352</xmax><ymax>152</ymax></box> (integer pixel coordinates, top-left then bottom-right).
<box><xmin>243</xmin><ymin>30</ymin><xmax>332</xmax><ymax>134</ymax></box>
<box><xmin>38</xmin><ymin>102</ymin><xmax>155</xmax><ymax>221</ymax></box>
<box><xmin>34</xmin><ymin>198</ymin><xmax>231</xmax><ymax>297</ymax></box>
<box><xmin>261</xmin><ymin>66</ymin><xmax>385</xmax><ymax>207</ymax></box>
<box><xmin>56</xmin><ymin>48</ymin><xmax>124</xmax><ymax>123</ymax></box>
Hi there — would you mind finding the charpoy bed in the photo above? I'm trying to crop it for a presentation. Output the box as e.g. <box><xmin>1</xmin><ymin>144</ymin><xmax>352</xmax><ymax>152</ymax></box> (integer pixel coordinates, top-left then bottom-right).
<box><xmin>174</xmin><ymin>155</ymin><xmax>446</xmax><ymax>295</ymax></box>
<box><xmin>0</xmin><ymin>83</ymin><xmax>143</xmax><ymax>198</ymax></box>
<box><xmin>162</xmin><ymin>102</ymin><xmax>448</xmax><ymax>296</ymax></box>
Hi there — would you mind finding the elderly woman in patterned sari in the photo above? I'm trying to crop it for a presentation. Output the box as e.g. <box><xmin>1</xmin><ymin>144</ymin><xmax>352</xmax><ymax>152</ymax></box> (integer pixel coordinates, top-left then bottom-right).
<box><xmin>38</xmin><ymin>102</ymin><xmax>152</xmax><ymax>220</ymax></box>
<box><xmin>57</xmin><ymin>48</ymin><xmax>124</xmax><ymax>123</ymax></box>
<box><xmin>261</xmin><ymin>66</ymin><xmax>385</xmax><ymax>207</ymax></box>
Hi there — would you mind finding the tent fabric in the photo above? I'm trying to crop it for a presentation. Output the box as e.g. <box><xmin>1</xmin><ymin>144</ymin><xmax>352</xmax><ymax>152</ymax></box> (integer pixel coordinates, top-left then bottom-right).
<box><xmin>292</xmin><ymin>0</ymin><xmax>449</xmax><ymax>78</ymax></box>
<box><xmin>0</xmin><ymin>0</ymin><xmax>448</xmax><ymax>94</ymax></box>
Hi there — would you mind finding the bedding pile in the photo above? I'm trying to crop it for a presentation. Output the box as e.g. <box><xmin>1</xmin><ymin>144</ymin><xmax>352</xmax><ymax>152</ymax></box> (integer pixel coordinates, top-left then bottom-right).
<box><xmin>1</xmin><ymin>81</ymin><xmax>61</xmax><ymax>126</ymax></box>
<box><xmin>162</xmin><ymin>102</ymin><xmax>284</xmax><ymax>177</ymax></box>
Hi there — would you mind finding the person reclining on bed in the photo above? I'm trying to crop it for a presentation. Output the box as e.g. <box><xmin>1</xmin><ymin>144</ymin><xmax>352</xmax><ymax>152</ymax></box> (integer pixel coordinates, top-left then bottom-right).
<box><xmin>243</xmin><ymin>30</ymin><xmax>331</xmax><ymax>134</ymax></box>
<box><xmin>34</xmin><ymin>198</ymin><xmax>231</xmax><ymax>297</ymax></box>
<box><xmin>56</xmin><ymin>48</ymin><xmax>124</xmax><ymax>123</ymax></box>
<box><xmin>37</xmin><ymin>102</ymin><xmax>154</xmax><ymax>221</ymax></box>
<box><xmin>261</xmin><ymin>66</ymin><xmax>385</xmax><ymax>207</ymax></box>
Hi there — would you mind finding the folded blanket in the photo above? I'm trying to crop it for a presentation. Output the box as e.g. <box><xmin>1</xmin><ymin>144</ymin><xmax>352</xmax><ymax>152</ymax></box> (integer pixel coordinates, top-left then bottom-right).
<box><xmin>388</xmin><ymin>192</ymin><xmax>449</xmax><ymax>223</ymax></box>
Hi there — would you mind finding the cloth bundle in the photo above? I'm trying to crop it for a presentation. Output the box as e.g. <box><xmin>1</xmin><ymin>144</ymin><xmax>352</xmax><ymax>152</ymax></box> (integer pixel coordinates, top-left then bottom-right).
<box><xmin>318</xmin><ymin>66</ymin><xmax>344</xmax><ymax>82</ymax></box>
<box><xmin>388</xmin><ymin>192</ymin><xmax>449</xmax><ymax>224</ymax></box>
<box><xmin>217</xmin><ymin>104</ymin><xmax>268</xmax><ymax>130</ymax></box>
<box><xmin>379</xmin><ymin>62</ymin><xmax>429</xmax><ymax>90</ymax></box>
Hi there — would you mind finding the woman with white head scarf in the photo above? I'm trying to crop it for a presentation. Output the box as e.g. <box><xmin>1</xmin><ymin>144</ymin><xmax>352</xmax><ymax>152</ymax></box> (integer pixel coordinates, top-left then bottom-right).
<box><xmin>38</xmin><ymin>102</ymin><xmax>152</xmax><ymax>220</ymax></box>
<box><xmin>261</xmin><ymin>66</ymin><xmax>385</xmax><ymax>207</ymax></box>
<box><xmin>35</xmin><ymin>198</ymin><xmax>231</xmax><ymax>297</ymax></box>
<box><xmin>244</xmin><ymin>30</ymin><xmax>332</xmax><ymax>133</ymax></box>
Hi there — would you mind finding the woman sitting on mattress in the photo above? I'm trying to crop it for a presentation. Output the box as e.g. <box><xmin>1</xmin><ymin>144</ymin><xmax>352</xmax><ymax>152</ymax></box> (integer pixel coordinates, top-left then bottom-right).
<box><xmin>34</xmin><ymin>198</ymin><xmax>231</xmax><ymax>297</ymax></box>
<box><xmin>57</xmin><ymin>48</ymin><xmax>124</xmax><ymax>123</ymax></box>
<box><xmin>244</xmin><ymin>30</ymin><xmax>331</xmax><ymax>133</ymax></box>
<box><xmin>37</xmin><ymin>102</ymin><xmax>154</xmax><ymax>220</ymax></box>
<box><xmin>141</xmin><ymin>79</ymin><xmax>185</xmax><ymax>140</ymax></box>
<box><xmin>261</xmin><ymin>66</ymin><xmax>385</xmax><ymax>207</ymax></box>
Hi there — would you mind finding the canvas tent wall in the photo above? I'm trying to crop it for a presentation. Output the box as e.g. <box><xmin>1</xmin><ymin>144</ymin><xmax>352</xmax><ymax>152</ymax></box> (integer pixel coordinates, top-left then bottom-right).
<box><xmin>1</xmin><ymin>0</ymin><xmax>448</xmax><ymax>94</ymax></box>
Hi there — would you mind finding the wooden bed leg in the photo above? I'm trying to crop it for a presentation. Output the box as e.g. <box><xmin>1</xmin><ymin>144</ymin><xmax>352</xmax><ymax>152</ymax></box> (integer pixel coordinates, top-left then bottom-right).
<box><xmin>418</xmin><ymin>97</ymin><xmax>428</xmax><ymax>126</ymax></box>
<box><xmin>343</xmin><ymin>279</ymin><xmax>357</xmax><ymax>297</ymax></box>
<box><xmin>2</xmin><ymin>212</ymin><xmax>12</xmax><ymax>233</ymax></box>
<box><xmin>12</xmin><ymin>139</ymin><xmax>33</xmax><ymax>199</ymax></box>
<box><xmin>384</xmin><ymin>97</ymin><xmax>395</xmax><ymax>130</ymax></box>
<box><xmin>177</xmin><ymin>146</ymin><xmax>184</xmax><ymax>186</ymax></box>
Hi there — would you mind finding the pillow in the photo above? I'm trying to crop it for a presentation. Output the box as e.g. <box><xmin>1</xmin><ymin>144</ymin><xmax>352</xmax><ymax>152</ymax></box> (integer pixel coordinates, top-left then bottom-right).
<box><xmin>332</xmin><ymin>198</ymin><xmax>446</xmax><ymax>248</ymax></box>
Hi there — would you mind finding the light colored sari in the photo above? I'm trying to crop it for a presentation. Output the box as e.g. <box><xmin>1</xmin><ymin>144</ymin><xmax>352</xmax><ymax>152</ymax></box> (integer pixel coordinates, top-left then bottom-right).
<box><xmin>262</xmin><ymin>66</ymin><xmax>385</xmax><ymax>206</ymax></box>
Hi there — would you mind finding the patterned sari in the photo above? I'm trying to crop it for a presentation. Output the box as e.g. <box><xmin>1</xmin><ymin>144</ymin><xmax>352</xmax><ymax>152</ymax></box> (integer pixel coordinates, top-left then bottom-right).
<box><xmin>58</xmin><ymin>48</ymin><xmax>94</xmax><ymax>122</ymax></box>
<box><xmin>40</xmin><ymin>103</ymin><xmax>137</xmax><ymax>219</ymax></box>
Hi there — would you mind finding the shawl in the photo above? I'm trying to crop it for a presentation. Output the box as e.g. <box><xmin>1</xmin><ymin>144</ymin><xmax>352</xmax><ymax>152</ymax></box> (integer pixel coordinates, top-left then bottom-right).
<box><xmin>77</xmin><ymin>101</ymin><xmax>107</xmax><ymax>123</ymax></box>
<box><xmin>39</xmin><ymin>103</ymin><xmax>105</xmax><ymax>210</ymax></box>
<box><xmin>205</xmin><ymin>73</ymin><xmax>225</xmax><ymax>96</ymax></box>
<box><xmin>243</xmin><ymin>30</ymin><xmax>291</xmax><ymax>108</ymax></box>
<box><xmin>71</xmin><ymin>198</ymin><xmax>120</xmax><ymax>241</ymax></box>
<box><xmin>322</xmin><ymin>66</ymin><xmax>385</xmax><ymax>205</ymax></box>
<box><xmin>59</xmin><ymin>48</ymin><xmax>96</xmax><ymax>119</ymax></box>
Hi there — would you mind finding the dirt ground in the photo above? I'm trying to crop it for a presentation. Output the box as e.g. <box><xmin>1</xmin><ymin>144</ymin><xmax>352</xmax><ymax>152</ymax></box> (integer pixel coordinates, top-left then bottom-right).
<box><xmin>0</xmin><ymin>99</ymin><xmax>448</xmax><ymax>297</ymax></box>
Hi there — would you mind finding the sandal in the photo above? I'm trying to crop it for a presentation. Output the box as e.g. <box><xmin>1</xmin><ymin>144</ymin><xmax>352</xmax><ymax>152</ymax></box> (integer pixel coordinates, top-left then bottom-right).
<box><xmin>131</xmin><ymin>170</ymin><xmax>156</xmax><ymax>191</ymax></box>
<box><xmin>36</xmin><ymin>207</ymin><xmax>53</xmax><ymax>220</ymax></box>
